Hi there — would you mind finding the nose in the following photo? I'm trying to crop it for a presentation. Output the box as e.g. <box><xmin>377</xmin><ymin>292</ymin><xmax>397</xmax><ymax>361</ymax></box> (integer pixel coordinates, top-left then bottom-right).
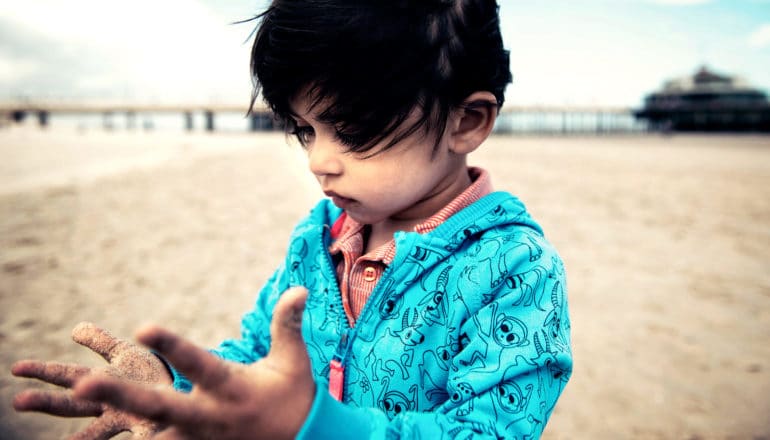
<box><xmin>308</xmin><ymin>137</ymin><xmax>343</xmax><ymax>177</ymax></box>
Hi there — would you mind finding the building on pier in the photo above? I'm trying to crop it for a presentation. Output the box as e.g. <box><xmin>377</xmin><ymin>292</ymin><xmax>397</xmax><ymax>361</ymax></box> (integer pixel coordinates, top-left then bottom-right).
<box><xmin>634</xmin><ymin>66</ymin><xmax>770</xmax><ymax>132</ymax></box>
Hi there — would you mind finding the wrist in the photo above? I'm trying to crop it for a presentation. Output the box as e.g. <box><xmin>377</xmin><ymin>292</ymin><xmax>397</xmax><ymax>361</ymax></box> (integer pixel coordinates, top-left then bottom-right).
<box><xmin>149</xmin><ymin>351</ymin><xmax>177</xmax><ymax>387</ymax></box>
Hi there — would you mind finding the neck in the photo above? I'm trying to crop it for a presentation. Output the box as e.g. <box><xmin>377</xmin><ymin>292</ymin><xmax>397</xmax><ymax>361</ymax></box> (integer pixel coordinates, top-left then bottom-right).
<box><xmin>366</xmin><ymin>165</ymin><xmax>472</xmax><ymax>252</ymax></box>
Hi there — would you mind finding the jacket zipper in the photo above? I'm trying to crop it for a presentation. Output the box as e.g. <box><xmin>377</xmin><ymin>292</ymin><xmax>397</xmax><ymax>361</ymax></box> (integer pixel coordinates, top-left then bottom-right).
<box><xmin>319</xmin><ymin>227</ymin><xmax>399</xmax><ymax>401</ymax></box>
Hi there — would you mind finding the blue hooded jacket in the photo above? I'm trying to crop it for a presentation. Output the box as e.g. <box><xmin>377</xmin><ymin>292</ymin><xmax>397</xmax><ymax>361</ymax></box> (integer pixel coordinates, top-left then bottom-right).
<box><xmin>174</xmin><ymin>191</ymin><xmax>572</xmax><ymax>439</ymax></box>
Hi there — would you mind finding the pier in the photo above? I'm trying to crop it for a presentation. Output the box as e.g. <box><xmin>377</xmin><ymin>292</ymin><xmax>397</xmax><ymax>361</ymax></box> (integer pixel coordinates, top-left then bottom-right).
<box><xmin>0</xmin><ymin>100</ymin><xmax>643</xmax><ymax>134</ymax></box>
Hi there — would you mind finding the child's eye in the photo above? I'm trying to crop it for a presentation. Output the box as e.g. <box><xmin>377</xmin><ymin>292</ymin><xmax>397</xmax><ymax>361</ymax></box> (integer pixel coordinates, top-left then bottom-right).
<box><xmin>291</xmin><ymin>125</ymin><xmax>315</xmax><ymax>148</ymax></box>
<box><xmin>334</xmin><ymin>129</ymin><xmax>365</xmax><ymax>149</ymax></box>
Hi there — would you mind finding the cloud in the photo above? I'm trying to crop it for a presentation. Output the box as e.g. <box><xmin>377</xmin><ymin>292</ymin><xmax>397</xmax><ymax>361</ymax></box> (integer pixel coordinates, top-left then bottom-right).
<box><xmin>0</xmin><ymin>0</ymin><xmax>255</xmax><ymax>102</ymax></box>
<box><xmin>0</xmin><ymin>16</ymin><xmax>117</xmax><ymax>98</ymax></box>
<box><xmin>748</xmin><ymin>24</ymin><xmax>770</xmax><ymax>48</ymax></box>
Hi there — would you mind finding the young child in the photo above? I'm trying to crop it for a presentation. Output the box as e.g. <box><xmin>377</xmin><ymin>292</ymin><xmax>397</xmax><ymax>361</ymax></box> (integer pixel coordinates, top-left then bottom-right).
<box><xmin>12</xmin><ymin>0</ymin><xmax>572</xmax><ymax>438</ymax></box>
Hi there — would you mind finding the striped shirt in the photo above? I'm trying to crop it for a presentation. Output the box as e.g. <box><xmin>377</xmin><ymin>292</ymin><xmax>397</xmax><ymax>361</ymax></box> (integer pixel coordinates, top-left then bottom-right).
<box><xmin>329</xmin><ymin>167</ymin><xmax>492</xmax><ymax>325</ymax></box>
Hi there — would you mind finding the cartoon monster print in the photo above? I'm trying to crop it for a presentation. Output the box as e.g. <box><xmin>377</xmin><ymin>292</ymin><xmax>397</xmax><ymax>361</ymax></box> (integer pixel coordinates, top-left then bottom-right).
<box><xmin>419</xmin><ymin>363</ymin><xmax>449</xmax><ymax>408</ymax></box>
<box><xmin>341</xmin><ymin>357</ymin><xmax>376</xmax><ymax>408</ymax></box>
<box><xmin>445</xmin><ymin>224</ymin><xmax>483</xmax><ymax>251</ymax></box>
<box><xmin>485</xmin><ymin>203</ymin><xmax>509</xmax><ymax>223</ymax></box>
<box><xmin>491</xmin><ymin>234</ymin><xmax>544</xmax><ymax>289</ymax></box>
<box><xmin>494</xmin><ymin>313</ymin><xmax>529</xmax><ymax>347</ymax></box>
<box><xmin>482</xmin><ymin>329</ymin><xmax>569</xmax><ymax>422</ymax></box>
<box><xmin>506</xmin><ymin>233</ymin><xmax>543</xmax><ymax>262</ymax></box>
<box><xmin>417</xmin><ymin>265</ymin><xmax>452</xmax><ymax>326</ymax></box>
<box><xmin>365</xmin><ymin>308</ymin><xmax>425</xmax><ymax>381</ymax></box>
<box><xmin>420</xmin><ymin>329</ymin><xmax>459</xmax><ymax>375</ymax></box>
<box><xmin>456</xmin><ymin>302</ymin><xmax>529</xmax><ymax>375</ymax></box>
<box><xmin>496</xmin><ymin>381</ymin><xmax>533</xmax><ymax>416</ymax></box>
<box><xmin>453</xmin><ymin>265</ymin><xmax>479</xmax><ymax>320</ymax></box>
<box><xmin>373</xmin><ymin>358</ymin><xmax>410</xmax><ymax>382</ymax></box>
<box><xmin>466</xmin><ymin>237</ymin><xmax>503</xmax><ymax>288</ymax></box>
<box><xmin>302</xmin><ymin>311</ymin><xmax>332</xmax><ymax>379</ymax></box>
<box><xmin>395</xmin><ymin>307</ymin><xmax>425</xmax><ymax>347</ymax></box>
<box><xmin>486</xmin><ymin>366</ymin><xmax>543</xmax><ymax>440</ymax></box>
<box><xmin>303</xmin><ymin>284</ymin><xmax>326</xmax><ymax>313</ymax></box>
<box><xmin>287</xmin><ymin>238</ymin><xmax>309</xmax><ymax>287</ymax></box>
<box><xmin>531</xmin><ymin>331</ymin><xmax>570</xmax><ymax>388</ymax></box>
<box><xmin>375</xmin><ymin>278</ymin><xmax>401</xmax><ymax>321</ymax></box>
<box><xmin>498</xmin><ymin>414</ymin><xmax>542</xmax><ymax>440</ymax></box>
<box><xmin>522</xmin><ymin>415</ymin><xmax>544</xmax><ymax>440</ymax></box>
<box><xmin>418</xmin><ymin>329</ymin><xmax>460</xmax><ymax>407</ymax></box>
<box><xmin>496</xmin><ymin>265</ymin><xmax>549</xmax><ymax>311</ymax></box>
<box><xmin>493</xmin><ymin>365</ymin><xmax>534</xmax><ymax>421</ymax></box>
<box><xmin>508</xmin><ymin>331</ymin><xmax>569</xmax><ymax>422</ymax></box>
<box><xmin>319</xmin><ymin>295</ymin><xmax>343</xmax><ymax>332</ymax></box>
<box><xmin>483</xmin><ymin>200</ymin><xmax>529</xmax><ymax>226</ymax></box>
<box><xmin>445</xmin><ymin>422</ymin><xmax>499</xmax><ymax>440</ymax></box>
<box><xmin>378</xmin><ymin>377</ymin><xmax>418</xmax><ymax>419</ymax></box>
<box><xmin>448</xmin><ymin>381</ymin><xmax>477</xmax><ymax>417</ymax></box>
<box><xmin>550</xmin><ymin>254</ymin><xmax>565</xmax><ymax>278</ymax></box>
<box><xmin>542</xmin><ymin>280</ymin><xmax>570</xmax><ymax>353</ymax></box>
<box><xmin>234</xmin><ymin>315</ymin><xmax>270</xmax><ymax>359</ymax></box>
<box><xmin>451</xmin><ymin>331</ymin><xmax>472</xmax><ymax>374</ymax></box>
<box><xmin>404</xmin><ymin>245</ymin><xmax>447</xmax><ymax>287</ymax></box>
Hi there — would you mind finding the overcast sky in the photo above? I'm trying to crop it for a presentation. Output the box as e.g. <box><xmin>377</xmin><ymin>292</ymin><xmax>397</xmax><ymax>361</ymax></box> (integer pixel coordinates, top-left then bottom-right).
<box><xmin>1</xmin><ymin>0</ymin><xmax>769</xmax><ymax>108</ymax></box>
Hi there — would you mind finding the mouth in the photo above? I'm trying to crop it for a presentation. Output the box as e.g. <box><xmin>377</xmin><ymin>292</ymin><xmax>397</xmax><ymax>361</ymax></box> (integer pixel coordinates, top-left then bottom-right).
<box><xmin>324</xmin><ymin>190</ymin><xmax>355</xmax><ymax>208</ymax></box>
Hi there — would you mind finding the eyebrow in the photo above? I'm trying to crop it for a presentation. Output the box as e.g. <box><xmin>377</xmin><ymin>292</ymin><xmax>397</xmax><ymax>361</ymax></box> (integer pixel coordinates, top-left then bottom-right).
<box><xmin>287</xmin><ymin>103</ymin><xmax>316</xmax><ymax>125</ymax></box>
<box><xmin>290</xmin><ymin>114</ymin><xmax>310</xmax><ymax>126</ymax></box>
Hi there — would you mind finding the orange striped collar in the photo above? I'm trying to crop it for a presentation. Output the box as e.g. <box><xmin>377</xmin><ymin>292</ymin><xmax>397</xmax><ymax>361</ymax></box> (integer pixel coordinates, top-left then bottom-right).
<box><xmin>329</xmin><ymin>167</ymin><xmax>492</xmax><ymax>264</ymax></box>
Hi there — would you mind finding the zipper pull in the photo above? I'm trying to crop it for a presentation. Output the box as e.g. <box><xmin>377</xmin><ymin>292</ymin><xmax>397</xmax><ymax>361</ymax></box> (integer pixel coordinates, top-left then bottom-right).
<box><xmin>329</xmin><ymin>358</ymin><xmax>345</xmax><ymax>401</ymax></box>
<box><xmin>328</xmin><ymin>330</ymin><xmax>350</xmax><ymax>401</ymax></box>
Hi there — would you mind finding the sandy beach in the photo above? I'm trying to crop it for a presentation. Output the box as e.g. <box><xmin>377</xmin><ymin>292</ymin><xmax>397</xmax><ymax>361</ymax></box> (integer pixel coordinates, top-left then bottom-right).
<box><xmin>1</xmin><ymin>127</ymin><xmax>768</xmax><ymax>439</ymax></box>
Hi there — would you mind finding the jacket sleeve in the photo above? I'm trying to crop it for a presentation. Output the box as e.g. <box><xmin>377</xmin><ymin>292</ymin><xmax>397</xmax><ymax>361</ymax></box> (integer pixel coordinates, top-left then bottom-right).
<box><xmin>210</xmin><ymin>264</ymin><xmax>290</xmax><ymax>362</ymax></box>
<box><xmin>169</xmin><ymin>202</ymin><xmax>332</xmax><ymax>392</ymax></box>
<box><xmin>298</xmin><ymin>233</ymin><xmax>573</xmax><ymax>439</ymax></box>
<box><xmin>169</xmin><ymin>263</ymin><xmax>290</xmax><ymax>392</ymax></box>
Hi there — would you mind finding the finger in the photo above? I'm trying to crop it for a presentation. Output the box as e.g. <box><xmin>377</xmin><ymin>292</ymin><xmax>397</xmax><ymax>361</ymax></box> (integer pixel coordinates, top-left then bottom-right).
<box><xmin>13</xmin><ymin>389</ymin><xmax>102</xmax><ymax>417</ymax></box>
<box><xmin>69</xmin><ymin>417</ymin><xmax>124</xmax><ymax>440</ymax></box>
<box><xmin>12</xmin><ymin>360</ymin><xmax>92</xmax><ymax>388</ymax></box>
<box><xmin>151</xmin><ymin>426</ymin><xmax>187</xmax><ymax>440</ymax></box>
<box><xmin>72</xmin><ymin>322</ymin><xmax>132</xmax><ymax>363</ymax></box>
<box><xmin>74</xmin><ymin>374</ymin><xmax>207</xmax><ymax>426</ymax></box>
<box><xmin>127</xmin><ymin>421</ymin><xmax>158</xmax><ymax>440</ymax></box>
<box><xmin>267</xmin><ymin>287</ymin><xmax>310</xmax><ymax>372</ymax></box>
<box><xmin>134</xmin><ymin>325</ymin><xmax>232</xmax><ymax>391</ymax></box>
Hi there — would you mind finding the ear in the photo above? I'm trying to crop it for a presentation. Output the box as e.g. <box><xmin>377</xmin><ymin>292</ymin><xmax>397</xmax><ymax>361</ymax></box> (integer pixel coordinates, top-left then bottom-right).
<box><xmin>447</xmin><ymin>91</ymin><xmax>499</xmax><ymax>155</ymax></box>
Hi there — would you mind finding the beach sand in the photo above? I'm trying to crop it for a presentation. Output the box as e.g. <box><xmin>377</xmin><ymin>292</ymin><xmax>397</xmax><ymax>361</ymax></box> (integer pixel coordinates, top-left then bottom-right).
<box><xmin>1</xmin><ymin>127</ymin><xmax>768</xmax><ymax>439</ymax></box>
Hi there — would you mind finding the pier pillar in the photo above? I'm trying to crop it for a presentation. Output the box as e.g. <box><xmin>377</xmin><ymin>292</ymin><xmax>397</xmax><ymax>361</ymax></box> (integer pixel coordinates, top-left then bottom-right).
<box><xmin>250</xmin><ymin>112</ymin><xmax>274</xmax><ymax>131</ymax></box>
<box><xmin>597</xmin><ymin>112</ymin><xmax>604</xmax><ymax>134</ymax></box>
<box><xmin>204</xmin><ymin>110</ymin><xmax>215</xmax><ymax>132</ymax></box>
<box><xmin>37</xmin><ymin>110</ymin><xmax>49</xmax><ymax>128</ymax></box>
<box><xmin>103</xmin><ymin>112</ymin><xmax>114</xmax><ymax>131</ymax></box>
<box><xmin>126</xmin><ymin>111</ymin><xmax>136</xmax><ymax>130</ymax></box>
<box><xmin>184</xmin><ymin>112</ymin><xmax>194</xmax><ymax>131</ymax></box>
<box><xmin>250</xmin><ymin>114</ymin><xmax>260</xmax><ymax>131</ymax></box>
<box><xmin>561</xmin><ymin>112</ymin><xmax>567</xmax><ymax>135</ymax></box>
<box><xmin>11</xmin><ymin>110</ymin><xmax>27</xmax><ymax>123</ymax></box>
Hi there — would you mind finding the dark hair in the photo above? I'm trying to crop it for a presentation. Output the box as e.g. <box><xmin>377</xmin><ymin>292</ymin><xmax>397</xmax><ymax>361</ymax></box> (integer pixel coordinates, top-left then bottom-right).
<box><xmin>248</xmin><ymin>0</ymin><xmax>511</xmax><ymax>154</ymax></box>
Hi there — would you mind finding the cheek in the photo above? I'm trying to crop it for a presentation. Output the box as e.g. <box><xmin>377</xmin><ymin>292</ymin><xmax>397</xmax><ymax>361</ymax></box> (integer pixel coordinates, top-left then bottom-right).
<box><xmin>354</xmin><ymin>167</ymin><xmax>405</xmax><ymax>197</ymax></box>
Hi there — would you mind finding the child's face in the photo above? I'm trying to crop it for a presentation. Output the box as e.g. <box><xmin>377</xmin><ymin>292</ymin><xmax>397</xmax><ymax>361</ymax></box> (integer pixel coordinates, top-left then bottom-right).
<box><xmin>290</xmin><ymin>93</ymin><xmax>469</xmax><ymax>228</ymax></box>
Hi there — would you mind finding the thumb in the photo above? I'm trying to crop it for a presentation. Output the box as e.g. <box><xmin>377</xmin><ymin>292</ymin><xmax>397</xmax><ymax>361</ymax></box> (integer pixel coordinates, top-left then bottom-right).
<box><xmin>72</xmin><ymin>322</ymin><xmax>130</xmax><ymax>363</ymax></box>
<box><xmin>267</xmin><ymin>287</ymin><xmax>310</xmax><ymax>371</ymax></box>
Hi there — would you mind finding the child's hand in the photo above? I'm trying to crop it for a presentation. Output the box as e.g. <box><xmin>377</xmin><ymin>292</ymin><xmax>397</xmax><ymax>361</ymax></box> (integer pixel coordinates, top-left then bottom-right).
<box><xmin>72</xmin><ymin>287</ymin><xmax>315</xmax><ymax>440</ymax></box>
<box><xmin>12</xmin><ymin>322</ymin><xmax>171</xmax><ymax>438</ymax></box>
